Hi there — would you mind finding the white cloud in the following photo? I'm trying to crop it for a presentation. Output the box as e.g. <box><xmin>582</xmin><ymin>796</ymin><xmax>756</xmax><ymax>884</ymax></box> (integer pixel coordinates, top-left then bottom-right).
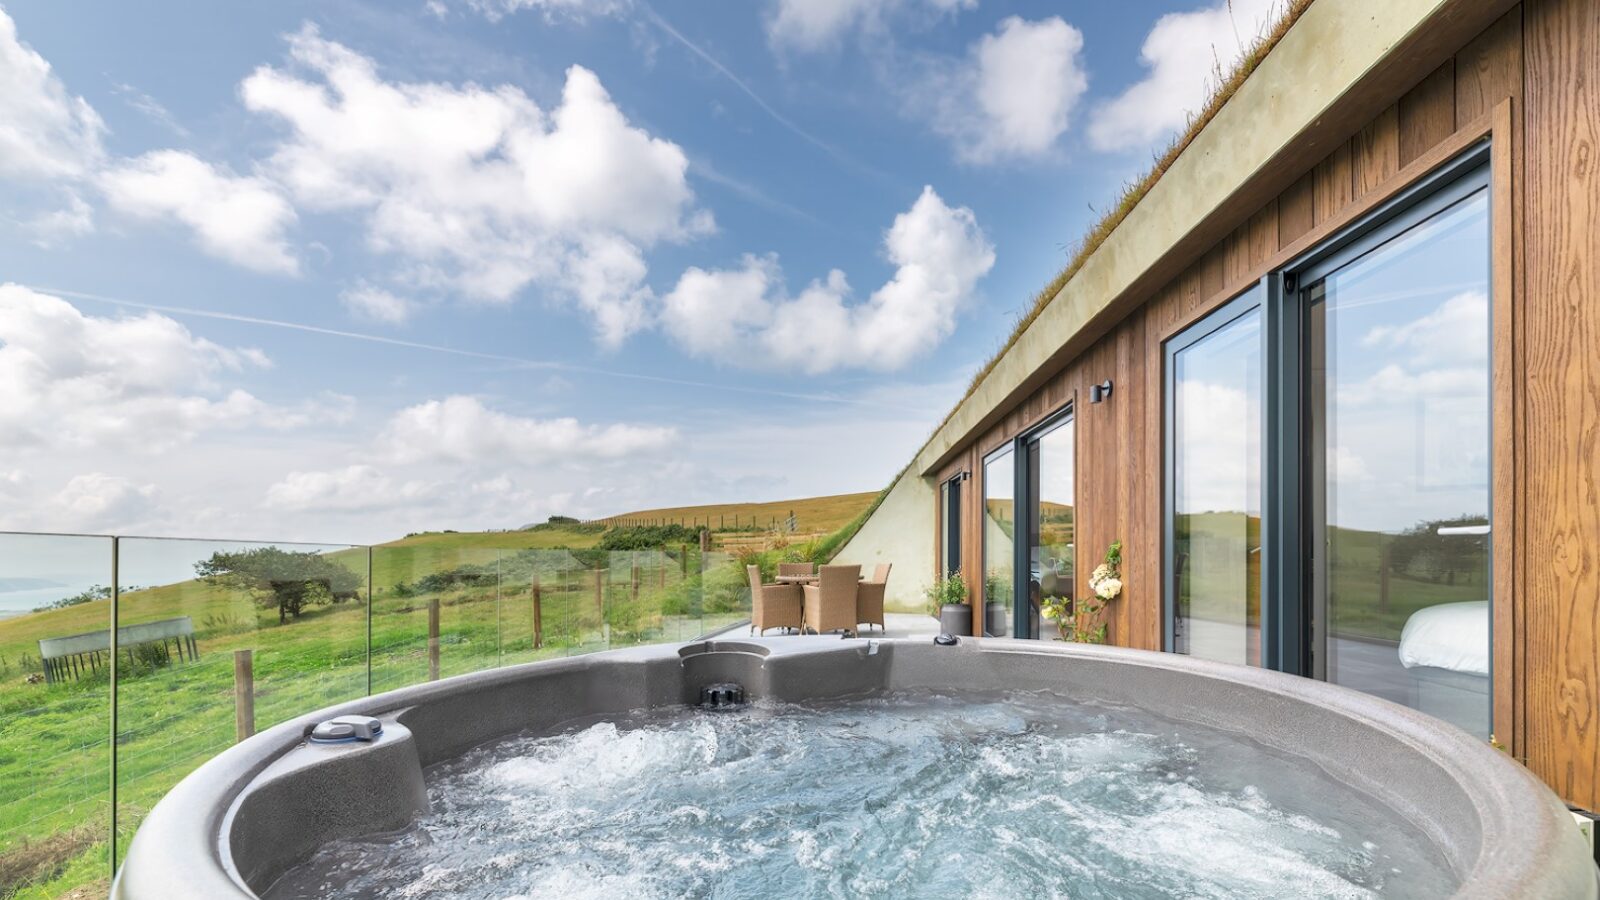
<box><xmin>463</xmin><ymin>0</ymin><xmax>627</xmax><ymax>22</ymax></box>
<box><xmin>923</xmin><ymin>16</ymin><xmax>1088</xmax><ymax>164</ymax></box>
<box><xmin>661</xmin><ymin>185</ymin><xmax>994</xmax><ymax>373</ymax></box>
<box><xmin>659</xmin><ymin>253</ymin><xmax>783</xmax><ymax>358</ymax></box>
<box><xmin>240</xmin><ymin>25</ymin><xmax>708</xmax><ymax>346</ymax></box>
<box><xmin>0</xmin><ymin>284</ymin><xmax>274</xmax><ymax>451</ymax></box>
<box><xmin>0</xmin><ymin>7</ymin><xmax>105</xmax><ymax>180</ymax></box>
<box><xmin>1175</xmin><ymin>379</ymin><xmax>1258</xmax><ymax>513</ymax></box>
<box><xmin>381</xmin><ymin>395</ymin><xmax>678</xmax><ymax>465</ymax></box>
<box><xmin>98</xmin><ymin>150</ymin><xmax>300</xmax><ymax>274</ymax></box>
<box><xmin>264</xmin><ymin>464</ymin><xmax>439</xmax><ymax>512</ymax></box>
<box><xmin>49</xmin><ymin>473</ymin><xmax>158</xmax><ymax>532</ymax></box>
<box><xmin>1088</xmin><ymin>0</ymin><xmax>1286</xmax><ymax>153</ymax></box>
<box><xmin>340</xmin><ymin>284</ymin><xmax>417</xmax><ymax>325</ymax></box>
<box><xmin>1360</xmin><ymin>290</ymin><xmax>1488</xmax><ymax>366</ymax></box>
<box><xmin>28</xmin><ymin>191</ymin><xmax>94</xmax><ymax>248</ymax></box>
<box><xmin>111</xmin><ymin>82</ymin><xmax>190</xmax><ymax>138</ymax></box>
<box><xmin>767</xmin><ymin>0</ymin><xmax>975</xmax><ymax>52</ymax></box>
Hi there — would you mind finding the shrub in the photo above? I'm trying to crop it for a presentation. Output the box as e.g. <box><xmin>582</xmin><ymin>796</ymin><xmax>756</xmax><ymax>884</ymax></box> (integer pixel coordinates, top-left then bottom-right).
<box><xmin>923</xmin><ymin>573</ymin><xmax>968</xmax><ymax>616</ymax></box>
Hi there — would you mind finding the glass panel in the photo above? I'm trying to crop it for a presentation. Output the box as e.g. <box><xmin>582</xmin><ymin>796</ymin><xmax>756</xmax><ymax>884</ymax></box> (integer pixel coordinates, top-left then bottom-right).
<box><xmin>0</xmin><ymin>533</ymin><xmax>113</xmax><ymax>897</ymax></box>
<box><xmin>1028</xmin><ymin>419</ymin><xmax>1074</xmax><ymax>640</ymax></box>
<box><xmin>369</xmin><ymin>544</ymin><xmax>501</xmax><ymax>693</ymax></box>
<box><xmin>605</xmin><ymin>550</ymin><xmax>671</xmax><ymax>647</ymax></box>
<box><xmin>940</xmin><ymin>478</ymin><xmax>962</xmax><ymax>577</ymax></box>
<box><xmin>698</xmin><ymin>550</ymin><xmax>744</xmax><ymax>637</ymax></box>
<box><xmin>113</xmin><ymin>538</ymin><xmax>367</xmax><ymax>858</ymax></box>
<box><xmin>499</xmin><ymin>549</ymin><xmax>603</xmax><ymax>664</ymax></box>
<box><xmin>1308</xmin><ymin>189</ymin><xmax>1491</xmax><ymax>738</ymax></box>
<box><xmin>982</xmin><ymin>449</ymin><xmax>1015</xmax><ymax>637</ymax></box>
<box><xmin>1173</xmin><ymin>308</ymin><xmax>1263</xmax><ymax>665</ymax></box>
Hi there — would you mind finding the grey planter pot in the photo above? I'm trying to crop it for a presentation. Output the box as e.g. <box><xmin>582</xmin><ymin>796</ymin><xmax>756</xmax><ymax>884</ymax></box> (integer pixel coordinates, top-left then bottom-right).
<box><xmin>937</xmin><ymin>603</ymin><xmax>972</xmax><ymax>637</ymax></box>
<box><xmin>984</xmin><ymin>602</ymin><xmax>1007</xmax><ymax>637</ymax></box>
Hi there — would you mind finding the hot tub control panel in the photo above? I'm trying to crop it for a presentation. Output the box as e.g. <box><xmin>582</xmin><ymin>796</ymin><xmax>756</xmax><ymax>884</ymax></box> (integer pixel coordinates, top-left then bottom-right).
<box><xmin>309</xmin><ymin>715</ymin><xmax>384</xmax><ymax>744</ymax></box>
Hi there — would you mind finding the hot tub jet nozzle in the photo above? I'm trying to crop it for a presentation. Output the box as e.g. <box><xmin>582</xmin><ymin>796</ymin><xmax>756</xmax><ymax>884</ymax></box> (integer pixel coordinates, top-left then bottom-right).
<box><xmin>699</xmin><ymin>682</ymin><xmax>746</xmax><ymax>709</ymax></box>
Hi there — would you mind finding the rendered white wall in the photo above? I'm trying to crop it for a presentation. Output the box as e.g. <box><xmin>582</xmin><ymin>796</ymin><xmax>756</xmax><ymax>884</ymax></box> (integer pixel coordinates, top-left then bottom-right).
<box><xmin>831</xmin><ymin>470</ymin><xmax>935</xmax><ymax>612</ymax></box>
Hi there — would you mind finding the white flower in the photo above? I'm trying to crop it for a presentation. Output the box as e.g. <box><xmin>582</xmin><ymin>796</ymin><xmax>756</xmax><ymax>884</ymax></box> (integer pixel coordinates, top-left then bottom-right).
<box><xmin>1090</xmin><ymin>564</ymin><xmax>1112</xmax><ymax>583</ymax></box>
<box><xmin>1040</xmin><ymin>604</ymin><xmax>1057</xmax><ymax>620</ymax></box>
<box><xmin>1094</xmin><ymin>577</ymin><xmax>1122</xmax><ymax>601</ymax></box>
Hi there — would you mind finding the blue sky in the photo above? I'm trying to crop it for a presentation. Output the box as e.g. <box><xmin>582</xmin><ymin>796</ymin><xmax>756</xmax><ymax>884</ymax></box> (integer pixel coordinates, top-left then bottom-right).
<box><xmin>0</xmin><ymin>0</ymin><xmax>1289</xmax><ymax>543</ymax></box>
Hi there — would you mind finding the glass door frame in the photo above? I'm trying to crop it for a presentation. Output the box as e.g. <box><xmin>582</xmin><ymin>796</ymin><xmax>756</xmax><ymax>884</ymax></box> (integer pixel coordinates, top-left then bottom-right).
<box><xmin>940</xmin><ymin>472</ymin><xmax>964</xmax><ymax>578</ymax></box>
<box><xmin>1276</xmin><ymin>144</ymin><xmax>1493</xmax><ymax>681</ymax></box>
<box><xmin>1010</xmin><ymin>405</ymin><xmax>1075</xmax><ymax>640</ymax></box>
<box><xmin>1162</xmin><ymin>288</ymin><xmax>1266</xmax><ymax>656</ymax></box>
<box><xmin>980</xmin><ymin>442</ymin><xmax>1016</xmax><ymax>637</ymax></box>
<box><xmin>1162</xmin><ymin>140</ymin><xmax>1494</xmax><ymax>685</ymax></box>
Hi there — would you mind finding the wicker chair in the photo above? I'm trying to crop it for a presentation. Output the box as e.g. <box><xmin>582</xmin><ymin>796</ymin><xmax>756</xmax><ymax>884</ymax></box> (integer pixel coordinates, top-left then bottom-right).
<box><xmin>748</xmin><ymin>565</ymin><xmax>802</xmax><ymax>635</ymax></box>
<box><xmin>857</xmin><ymin>563</ymin><xmax>891</xmax><ymax>633</ymax></box>
<box><xmin>803</xmin><ymin>564</ymin><xmax>861</xmax><ymax>636</ymax></box>
<box><xmin>778</xmin><ymin>562</ymin><xmax>815</xmax><ymax>577</ymax></box>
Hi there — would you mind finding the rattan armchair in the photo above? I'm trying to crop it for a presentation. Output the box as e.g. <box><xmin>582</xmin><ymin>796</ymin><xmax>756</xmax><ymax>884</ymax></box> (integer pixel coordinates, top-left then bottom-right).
<box><xmin>857</xmin><ymin>563</ymin><xmax>891</xmax><ymax>633</ymax></box>
<box><xmin>748</xmin><ymin>565</ymin><xmax>802</xmax><ymax>635</ymax></box>
<box><xmin>803</xmin><ymin>564</ymin><xmax>860</xmax><ymax>636</ymax></box>
<box><xmin>778</xmin><ymin>562</ymin><xmax>815</xmax><ymax>577</ymax></box>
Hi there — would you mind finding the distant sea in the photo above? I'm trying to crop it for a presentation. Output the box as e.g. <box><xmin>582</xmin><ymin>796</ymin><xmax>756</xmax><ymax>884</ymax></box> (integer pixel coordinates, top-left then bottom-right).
<box><xmin>0</xmin><ymin>581</ymin><xmax>94</xmax><ymax>620</ymax></box>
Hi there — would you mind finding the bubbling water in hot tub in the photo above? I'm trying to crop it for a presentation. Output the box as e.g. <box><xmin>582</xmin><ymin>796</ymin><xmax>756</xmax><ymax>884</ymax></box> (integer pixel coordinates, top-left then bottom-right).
<box><xmin>264</xmin><ymin>691</ymin><xmax>1455</xmax><ymax>899</ymax></box>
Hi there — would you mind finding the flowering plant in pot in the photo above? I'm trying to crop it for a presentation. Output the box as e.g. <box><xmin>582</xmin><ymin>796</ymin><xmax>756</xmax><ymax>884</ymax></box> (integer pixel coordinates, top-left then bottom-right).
<box><xmin>1042</xmin><ymin>540</ymin><xmax>1122</xmax><ymax>643</ymax></box>
<box><xmin>924</xmin><ymin>573</ymin><xmax>971</xmax><ymax>635</ymax></box>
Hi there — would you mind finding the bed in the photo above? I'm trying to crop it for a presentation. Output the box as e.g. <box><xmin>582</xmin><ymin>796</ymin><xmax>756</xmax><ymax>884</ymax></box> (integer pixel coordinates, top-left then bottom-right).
<box><xmin>1397</xmin><ymin>600</ymin><xmax>1490</xmax><ymax>735</ymax></box>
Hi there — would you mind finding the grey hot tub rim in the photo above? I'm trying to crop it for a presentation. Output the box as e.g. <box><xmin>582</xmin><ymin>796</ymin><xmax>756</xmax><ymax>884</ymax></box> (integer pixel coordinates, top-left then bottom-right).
<box><xmin>110</xmin><ymin>638</ymin><xmax>1598</xmax><ymax>900</ymax></box>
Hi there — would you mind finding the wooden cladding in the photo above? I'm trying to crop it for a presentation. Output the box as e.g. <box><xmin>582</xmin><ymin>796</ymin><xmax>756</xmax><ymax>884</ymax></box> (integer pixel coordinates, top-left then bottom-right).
<box><xmin>1521</xmin><ymin>0</ymin><xmax>1598</xmax><ymax>809</ymax></box>
<box><xmin>937</xmin><ymin>4</ymin><xmax>1600</xmax><ymax>810</ymax></box>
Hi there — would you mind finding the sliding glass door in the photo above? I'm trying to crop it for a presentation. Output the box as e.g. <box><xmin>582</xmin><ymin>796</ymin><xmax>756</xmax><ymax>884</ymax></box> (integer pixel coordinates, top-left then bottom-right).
<box><xmin>1168</xmin><ymin>298</ymin><xmax>1262</xmax><ymax>666</ymax></box>
<box><xmin>981</xmin><ymin>411</ymin><xmax>1075</xmax><ymax>640</ymax></box>
<box><xmin>1163</xmin><ymin>147</ymin><xmax>1493</xmax><ymax>737</ymax></box>
<box><xmin>1025</xmin><ymin>416</ymin><xmax>1074</xmax><ymax>640</ymax></box>
<box><xmin>981</xmin><ymin>448</ymin><xmax>1015</xmax><ymax>637</ymax></box>
<box><xmin>1303</xmin><ymin>184</ymin><xmax>1491</xmax><ymax>737</ymax></box>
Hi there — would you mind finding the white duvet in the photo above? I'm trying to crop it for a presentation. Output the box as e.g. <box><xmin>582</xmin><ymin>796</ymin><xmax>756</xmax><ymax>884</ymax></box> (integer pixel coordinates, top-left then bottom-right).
<box><xmin>1398</xmin><ymin>600</ymin><xmax>1489</xmax><ymax>676</ymax></box>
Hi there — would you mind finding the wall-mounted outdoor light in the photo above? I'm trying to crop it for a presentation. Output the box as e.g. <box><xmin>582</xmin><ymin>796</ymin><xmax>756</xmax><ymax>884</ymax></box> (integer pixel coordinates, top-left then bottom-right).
<box><xmin>1089</xmin><ymin>380</ymin><xmax>1113</xmax><ymax>403</ymax></box>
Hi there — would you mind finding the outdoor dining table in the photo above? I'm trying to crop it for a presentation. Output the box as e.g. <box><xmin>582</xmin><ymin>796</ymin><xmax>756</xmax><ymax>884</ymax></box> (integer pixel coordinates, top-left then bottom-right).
<box><xmin>774</xmin><ymin>574</ymin><xmax>863</xmax><ymax>584</ymax></box>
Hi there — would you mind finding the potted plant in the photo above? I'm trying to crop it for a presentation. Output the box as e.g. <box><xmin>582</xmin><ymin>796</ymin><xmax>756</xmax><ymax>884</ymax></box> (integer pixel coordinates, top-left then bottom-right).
<box><xmin>924</xmin><ymin>573</ymin><xmax>971</xmax><ymax>636</ymax></box>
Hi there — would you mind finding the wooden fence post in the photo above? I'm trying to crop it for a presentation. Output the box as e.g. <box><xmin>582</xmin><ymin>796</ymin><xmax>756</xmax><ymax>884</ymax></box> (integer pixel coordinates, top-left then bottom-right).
<box><xmin>680</xmin><ymin>545</ymin><xmax>688</xmax><ymax>577</ymax></box>
<box><xmin>532</xmin><ymin>575</ymin><xmax>544</xmax><ymax>650</ymax></box>
<box><xmin>428</xmin><ymin>598</ymin><xmax>441</xmax><ymax>682</ymax></box>
<box><xmin>233</xmin><ymin>649</ymin><xmax>254</xmax><ymax>743</ymax></box>
<box><xmin>631</xmin><ymin>554</ymin><xmax>641</xmax><ymax>601</ymax></box>
<box><xmin>658</xmin><ymin>556</ymin><xmax>666</xmax><ymax>588</ymax></box>
<box><xmin>594</xmin><ymin>568</ymin><xmax>604</xmax><ymax>616</ymax></box>
<box><xmin>1378</xmin><ymin>544</ymin><xmax>1391</xmax><ymax>613</ymax></box>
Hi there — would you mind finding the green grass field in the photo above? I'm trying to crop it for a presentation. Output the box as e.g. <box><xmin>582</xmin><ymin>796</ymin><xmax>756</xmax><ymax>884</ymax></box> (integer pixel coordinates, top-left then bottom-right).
<box><xmin>1176</xmin><ymin>511</ymin><xmax>1487</xmax><ymax>641</ymax></box>
<box><xmin>594</xmin><ymin>492</ymin><xmax>876</xmax><ymax>534</ymax></box>
<box><xmin>0</xmin><ymin>526</ymin><xmax>752</xmax><ymax>899</ymax></box>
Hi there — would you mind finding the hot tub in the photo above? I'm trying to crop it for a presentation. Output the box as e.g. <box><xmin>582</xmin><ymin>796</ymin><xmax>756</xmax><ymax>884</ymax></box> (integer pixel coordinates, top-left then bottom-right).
<box><xmin>111</xmin><ymin>637</ymin><xmax>1597</xmax><ymax>899</ymax></box>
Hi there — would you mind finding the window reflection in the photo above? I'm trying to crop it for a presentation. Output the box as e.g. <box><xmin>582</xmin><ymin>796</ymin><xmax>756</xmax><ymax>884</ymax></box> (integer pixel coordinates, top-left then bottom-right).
<box><xmin>1308</xmin><ymin>189</ymin><xmax>1491</xmax><ymax>738</ymax></box>
<box><xmin>1027</xmin><ymin>419</ymin><xmax>1074</xmax><ymax>640</ymax></box>
<box><xmin>982</xmin><ymin>449</ymin><xmax>1015</xmax><ymax>637</ymax></box>
<box><xmin>1172</xmin><ymin>307</ymin><xmax>1262</xmax><ymax>666</ymax></box>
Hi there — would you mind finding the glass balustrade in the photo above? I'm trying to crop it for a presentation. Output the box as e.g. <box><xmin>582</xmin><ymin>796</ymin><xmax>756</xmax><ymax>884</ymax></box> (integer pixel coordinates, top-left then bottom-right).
<box><xmin>0</xmin><ymin>527</ymin><xmax>747</xmax><ymax>896</ymax></box>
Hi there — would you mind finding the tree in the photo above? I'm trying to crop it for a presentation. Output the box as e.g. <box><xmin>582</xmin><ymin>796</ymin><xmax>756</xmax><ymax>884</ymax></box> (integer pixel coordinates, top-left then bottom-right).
<box><xmin>196</xmin><ymin>547</ymin><xmax>362</xmax><ymax>624</ymax></box>
<box><xmin>1386</xmin><ymin>514</ymin><xmax>1488</xmax><ymax>586</ymax></box>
